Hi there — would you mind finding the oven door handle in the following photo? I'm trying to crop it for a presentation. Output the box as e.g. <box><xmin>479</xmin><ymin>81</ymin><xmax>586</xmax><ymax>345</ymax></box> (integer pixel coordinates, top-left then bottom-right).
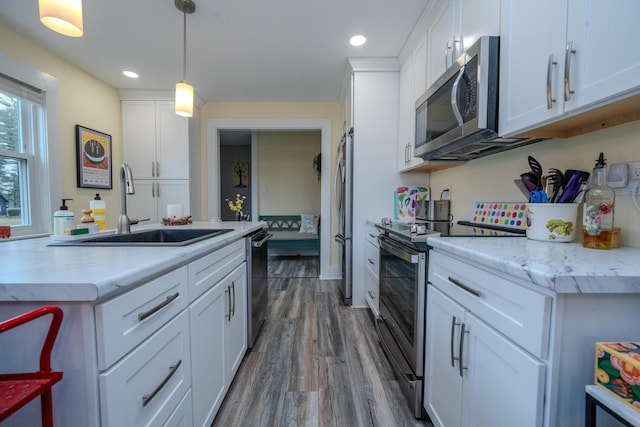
<box><xmin>378</xmin><ymin>236</ymin><xmax>420</xmax><ymax>264</ymax></box>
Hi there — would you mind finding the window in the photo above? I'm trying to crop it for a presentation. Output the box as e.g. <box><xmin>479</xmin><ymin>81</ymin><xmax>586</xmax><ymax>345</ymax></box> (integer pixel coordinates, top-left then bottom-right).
<box><xmin>0</xmin><ymin>55</ymin><xmax>60</xmax><ymax>238</ymax></box>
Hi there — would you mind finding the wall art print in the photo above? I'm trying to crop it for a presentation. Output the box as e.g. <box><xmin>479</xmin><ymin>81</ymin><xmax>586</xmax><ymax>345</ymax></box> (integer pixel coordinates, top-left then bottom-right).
<box><xmin>76</xmin><ymin>125</ymin><xmax>112</xmax><ymax>189</ymax></box>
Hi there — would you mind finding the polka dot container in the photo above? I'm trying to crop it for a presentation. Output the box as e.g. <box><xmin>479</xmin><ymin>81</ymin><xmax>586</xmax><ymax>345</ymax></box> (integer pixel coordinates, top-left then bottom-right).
<box><xmin>469</xmin><ymin>202</ymin><xmax>527</xmax><ymax>230</ymax></box>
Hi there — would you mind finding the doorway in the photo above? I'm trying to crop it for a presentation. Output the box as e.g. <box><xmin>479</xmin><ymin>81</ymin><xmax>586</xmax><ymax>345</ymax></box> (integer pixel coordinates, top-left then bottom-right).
<box><xmin>207</xmin><ymin>119</ymin><xmax>334</xmax><ymax>279</ymax></box>
<box><xmin>219</xmin><ymin>130</ymin><xmax>252</xmax><ymax>221</ymax></box>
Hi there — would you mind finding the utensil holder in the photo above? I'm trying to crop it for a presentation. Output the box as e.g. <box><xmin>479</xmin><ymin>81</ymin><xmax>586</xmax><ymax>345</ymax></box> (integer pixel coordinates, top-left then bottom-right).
<box><xmin>526</xmin><ymin>203</ymin><xmax>578</xmax><ymax>242</ymax></box>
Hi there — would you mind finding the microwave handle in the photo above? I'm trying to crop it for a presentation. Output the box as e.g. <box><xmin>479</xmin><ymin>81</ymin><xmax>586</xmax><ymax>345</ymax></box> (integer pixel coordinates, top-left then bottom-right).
<box><xmin>450</xmin><ymin>66</ymin><xmax>465</xmax><ymax>126</ymax></box>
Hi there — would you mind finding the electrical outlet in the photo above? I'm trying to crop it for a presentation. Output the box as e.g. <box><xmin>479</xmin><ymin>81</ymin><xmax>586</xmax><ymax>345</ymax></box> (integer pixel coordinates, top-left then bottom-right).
<box><xmin>441</xmin><ymin>186</ymin><xmax>452</xmax><ymax>200</ymax></box>
<box><xmin>629</xmin><ymin>161</ymin><xmax>640</xmax><ymax>180</ymax></box>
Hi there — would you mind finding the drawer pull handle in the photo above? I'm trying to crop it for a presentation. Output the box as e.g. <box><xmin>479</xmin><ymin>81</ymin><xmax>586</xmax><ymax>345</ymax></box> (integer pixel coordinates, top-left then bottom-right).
<box><xmin>142</xmin><ymin>359</ymin><xmax>182</xmax><ymax>407</ymax></box>
<box><xmin>368</xmin><ymin>258</ymin><xmax>375</xmax><ymax>265</ymax></box>
<box><xmin>138</xmin><ymin>292</ymin><xmax>180</xmax><ymax>321</ymax></box>
<box><xmin>448</xmin><ymin>277</ymin><xmax>481</xmax><ymax>297</ymax></box>
<box><xmin>450</xmin><ymin>316</ymin><xmax>460</xmax><ymax>368</ymax></box>
<box><xmin>230</xmin><ymin>281</ymin><xmax>236</xmax><ymax>317</ymax></box>
<box><xmin>225</xmin><ymin>287</ymin><xmax>232</xmax><ymax>321</ymax></box>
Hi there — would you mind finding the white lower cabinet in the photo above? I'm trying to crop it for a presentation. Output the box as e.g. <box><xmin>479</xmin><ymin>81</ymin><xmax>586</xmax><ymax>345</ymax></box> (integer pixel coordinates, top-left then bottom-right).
<box><xmin>364</xmin><ymin>223</ymin><xmax>380</xmax><ymax>315</ymax></box>
<box><xmin>190</xmin><ymin>262</ymin><xmax>247</xmax><ymax>427</ymax></box>
<box><xmin>425</xmin><ymin>286</ymin><xmax>545</xmax><ymax>427</ymax></box>
<box><xmin>99</xmin><ymin>310</ymin><xmax>192</xmax><ymax>427</ymax></box>
<box><xmin>163</xmin><ymin>389</ymin><xmax>193</xmax><ymax>427</ymax></box>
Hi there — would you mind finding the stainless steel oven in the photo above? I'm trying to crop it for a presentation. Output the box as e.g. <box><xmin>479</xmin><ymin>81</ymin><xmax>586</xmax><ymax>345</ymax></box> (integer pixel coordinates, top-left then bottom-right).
<box><xmin>375</xmin><ymin>230</ymin><xmax>429</xmax><ymax>419</ymax></box>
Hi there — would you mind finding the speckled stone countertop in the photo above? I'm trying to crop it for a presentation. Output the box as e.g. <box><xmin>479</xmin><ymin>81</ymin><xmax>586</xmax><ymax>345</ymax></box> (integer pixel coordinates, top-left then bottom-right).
<box><xmin>0</xmin><ymin>222</ymin><xmax>265</xmax><ymax>302</ymax></box>
<box><xmin>427</xmin><ymin>236</ymin><xmax>640</xmax><ymax>294</ymax></box>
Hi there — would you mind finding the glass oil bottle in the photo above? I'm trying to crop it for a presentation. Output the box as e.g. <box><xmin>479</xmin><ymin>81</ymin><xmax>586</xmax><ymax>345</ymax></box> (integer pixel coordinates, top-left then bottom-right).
<box><xmin>582</xmin><ymin>152</ymin><xmax>615</xmax><ymax>249</ymax></box>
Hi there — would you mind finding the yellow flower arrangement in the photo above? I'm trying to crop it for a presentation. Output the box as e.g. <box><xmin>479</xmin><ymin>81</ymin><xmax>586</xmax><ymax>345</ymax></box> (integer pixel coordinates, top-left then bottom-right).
<box><xmin>226</xmin><ymin>194</ymin><xmax>246</xmax><ymax>213</ymax></box>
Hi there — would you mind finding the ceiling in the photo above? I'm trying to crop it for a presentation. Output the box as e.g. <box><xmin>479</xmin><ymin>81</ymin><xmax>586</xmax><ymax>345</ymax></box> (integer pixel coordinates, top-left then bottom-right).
<box><xmin>0</xmin><ymin>0</ymin><xmax>428</xmax><ymax>103</ymax></box>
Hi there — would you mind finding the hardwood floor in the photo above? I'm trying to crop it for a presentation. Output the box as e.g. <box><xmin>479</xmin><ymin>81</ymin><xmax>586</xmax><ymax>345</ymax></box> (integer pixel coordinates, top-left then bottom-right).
<box><xmin>213</xmin><ymin>256</ymin><xmax>432</xmax><ymax>427</ymax></box>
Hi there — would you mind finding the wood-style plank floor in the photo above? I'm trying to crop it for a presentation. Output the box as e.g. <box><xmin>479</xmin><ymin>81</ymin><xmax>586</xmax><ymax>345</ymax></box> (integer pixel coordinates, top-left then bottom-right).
<box><xmin>213</xmin><ymin>256</ymin><xmax>433</xmax><ymax>427</ymax></box>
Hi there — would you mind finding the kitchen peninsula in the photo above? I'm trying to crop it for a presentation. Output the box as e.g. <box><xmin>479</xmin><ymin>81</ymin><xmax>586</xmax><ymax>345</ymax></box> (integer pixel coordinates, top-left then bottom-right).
<box><xmin>0</xmin><ymin>221</ymin><xmax>265</xmax><ymax>427</ymax></box>
<box><xmin>425</xmin><ymin>236</ymin><xmax>640</xmax><ymax>427</ymax></box>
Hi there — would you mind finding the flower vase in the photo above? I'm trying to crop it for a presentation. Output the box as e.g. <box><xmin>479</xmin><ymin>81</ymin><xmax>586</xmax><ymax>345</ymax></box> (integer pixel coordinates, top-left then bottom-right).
<box><xmin>235</xmin><ymin>212</ymin><xmax>241</xmax><ymax>221</ymax></box>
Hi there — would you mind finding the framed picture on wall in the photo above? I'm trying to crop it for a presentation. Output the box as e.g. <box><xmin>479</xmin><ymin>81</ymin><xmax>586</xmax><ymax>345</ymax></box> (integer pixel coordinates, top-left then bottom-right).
<box><xmin>232</xmin><ymin>162</ymin><xmax>248</xmax><ymax>188</ymax></box>
<box><xmin>76</xmin><ymin>125</ymin><xmax>112</xmax><ymax>189</ymax></box>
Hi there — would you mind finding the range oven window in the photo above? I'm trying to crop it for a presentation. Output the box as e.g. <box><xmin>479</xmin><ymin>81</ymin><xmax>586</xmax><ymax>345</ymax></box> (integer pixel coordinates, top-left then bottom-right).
<box><xmin>377</xmin><ymin>236</ymin><xmax>426</xmax><ymax>373</ymax></box>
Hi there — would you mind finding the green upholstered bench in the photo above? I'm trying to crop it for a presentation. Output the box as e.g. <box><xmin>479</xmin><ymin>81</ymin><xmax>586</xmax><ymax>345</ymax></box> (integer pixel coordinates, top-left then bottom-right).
<box><xmin>259</xmin><ymin>215</ymin><xmax>320</xmax><ymax>256</ymax></box>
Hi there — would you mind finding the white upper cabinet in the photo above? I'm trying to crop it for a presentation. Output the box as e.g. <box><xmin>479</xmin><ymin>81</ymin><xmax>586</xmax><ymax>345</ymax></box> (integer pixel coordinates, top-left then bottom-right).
<box><xmin>122</xmin><ymin>100</ymin><xmax>190</xmax><ymax>181</ymax></box>
<box><xmin>427</xmin><ymin>0</ymin><xmax>500</xmax><ymax>88</ymax></box>
<box><xmin>499</xmin><ymin>0</ymin><xmax>640</xmax><ymax>137</ymax></box>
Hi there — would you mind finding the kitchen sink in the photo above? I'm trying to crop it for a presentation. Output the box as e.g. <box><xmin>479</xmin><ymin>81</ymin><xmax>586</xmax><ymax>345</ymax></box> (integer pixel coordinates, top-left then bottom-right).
<box><xmin>49</xmin><ymin>228</ymin><xmax>232</xmax><ymax>246</ymax></box>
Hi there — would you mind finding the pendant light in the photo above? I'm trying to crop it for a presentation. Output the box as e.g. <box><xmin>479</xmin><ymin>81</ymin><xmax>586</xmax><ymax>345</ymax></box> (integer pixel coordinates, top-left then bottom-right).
<box><xmin>38</xmin><ymin>0</ymin><xmax>84</xmax><ymax>37</ymax></box>
<box><xmin>175</xmin><ymin>0</ymin><xmax>195</xmax><ymax>118</ymax></box>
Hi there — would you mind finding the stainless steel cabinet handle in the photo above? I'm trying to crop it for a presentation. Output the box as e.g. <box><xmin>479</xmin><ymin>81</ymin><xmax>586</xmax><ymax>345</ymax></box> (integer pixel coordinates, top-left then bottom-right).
<box><xmin>547</xmin><ymin>54</ymin><xmax>557</xmax><ymax>109</ymax></box>
<box><xmin>138</xmin><ymin>292</ymin><xmax>179</xmax><ymax>321</ymax></box>
<box><xmin>450</xmin><ymin>315</ymin><xmax>460</xmax><ymax>368</ymax></box>
<box><xmin>459</xmin><ymin>323</ymin><xmax>468</xmax><ymax>377</ymax></box>
<box><xmin>151</xmin><ymin>161</ymin><xmax>155</xmax><ymax>177</ymax></box>
<box><xmin>368</xmin><ymin>290</ymin><xmax>375</xmax><ymax>299</ymax></box>
<box><xmin>367</xmin><ymin>258</ymin><xmax>375</xmax><ymax>265</ymax></box>
<box><xmin>564</xmin><ymin>41</ymin><xmax>576</xmax><ymax>101</ymax></box>
<box><xmin>225</xmin><ymin>286</ymin><xmax>231</xmax><ymax>321</ymax></box>
<box><xmin>151</xmin><ymin>182</ymin><xmax>156</xmax><ymax>198</ymax></box>
<box><xmin>448</xmin><ymin>276</ymin><xmax>481</xmax><ymax>297</ymax></box>
<box><xmin>156</xmin><ymin>182</ymin><xmax>160</xmax><ymax>198</ymax></box>
<box><xmin>142</xmin><ymin>359</ymin><xmax>182</xmax><ymax>407</ymax></box>
<box><xmin>155</xmin><ymin>161</ymin><xmax>160</xmax><ymax>177</ymax></box>
<box><xmin>450</xmin><ymin>66</ymin><xmax>465</xmax><ymax>126</ymax></box>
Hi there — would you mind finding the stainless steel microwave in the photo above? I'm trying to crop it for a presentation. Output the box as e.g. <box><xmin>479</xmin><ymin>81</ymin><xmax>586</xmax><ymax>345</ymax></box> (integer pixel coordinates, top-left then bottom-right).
<box><xmin>414</xmin><ymin>36</ymin><xmax>542</xmax><ymax>162</ymax></box>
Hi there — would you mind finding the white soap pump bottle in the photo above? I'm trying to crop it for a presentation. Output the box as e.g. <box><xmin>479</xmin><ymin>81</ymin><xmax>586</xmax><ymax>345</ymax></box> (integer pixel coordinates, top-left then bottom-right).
<box><xmin>53</xmin><ymin>199</ymin><xmax>74</xmax><ymax>236</ymax></box>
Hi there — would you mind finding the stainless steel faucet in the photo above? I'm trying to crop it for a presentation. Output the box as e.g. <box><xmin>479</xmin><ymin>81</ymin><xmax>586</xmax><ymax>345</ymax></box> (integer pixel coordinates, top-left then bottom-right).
<box><xmin>117</xmin><ymin>163</ymin><xmax>136</xmax><ymax>234</ymax></box>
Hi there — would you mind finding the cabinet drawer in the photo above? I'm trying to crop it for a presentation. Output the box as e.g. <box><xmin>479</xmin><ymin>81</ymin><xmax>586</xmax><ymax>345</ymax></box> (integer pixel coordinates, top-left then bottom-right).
<box><xmin>189</xmin><ymin>239</ymin><xmax>245</xmax><ymax>302</ymax></box>
<box><xmin>365</xmin><ymin>239</ymin><xmax>379</xmax><ymax>278</ymax></box>
<box><xmin>163</xmin><ymin>389</ymin><xmax>193</xmax><ymax>427</ymax></box>
<box><xmin>96</xmin><ymin>267</ymin><xmax>189</xmax><ymax>370</ymax></box>
<box><xmin>99</xmin><ymin>310</ymin><xmax>191</xmax><ymax>427</ymax></box>
<box><xmin>429</xmin><ymin>251</ymin><xmax>551</xmax><ymax>358</ymax></box>
<box><xmin>365</xmin><ymin>223</ymin><xmax>380</xmax><ymax>246</ymax></box>
<box><xmin>365</xmin><ymin>268</ymin><xmax>379</xmax><ymax>315</ymax></box>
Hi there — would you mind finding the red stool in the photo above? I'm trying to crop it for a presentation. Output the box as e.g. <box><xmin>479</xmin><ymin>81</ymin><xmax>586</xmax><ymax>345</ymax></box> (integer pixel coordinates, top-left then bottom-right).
<box><xmin>0</xmin><ymin>306</ymin><xmax>63</xmax><ymax>427</ymax></box>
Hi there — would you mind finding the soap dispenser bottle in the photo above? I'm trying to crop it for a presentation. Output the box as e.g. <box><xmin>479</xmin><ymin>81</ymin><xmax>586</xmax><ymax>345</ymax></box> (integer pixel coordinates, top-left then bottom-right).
<box><xmin>582</xmin><ymin>153</ymin><xmax>615</xmax><ymax>249</ymax></box>
<box><xmin>53</xmin><ymin>199</ymin><xmax>74</xmax><ymax>236</ymax></box>
<box><xmin>90</xmin><ymin>193</ymin><xmax>106</xmax><ymax>230</ymax></box>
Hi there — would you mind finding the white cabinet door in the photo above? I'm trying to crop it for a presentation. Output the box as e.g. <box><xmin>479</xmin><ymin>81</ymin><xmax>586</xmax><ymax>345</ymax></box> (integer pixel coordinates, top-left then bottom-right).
<box><xmin>457</xmin><ymin>0</ymin><xmax>501</xmax><ymax>56</ymax></box>
<box><xmin>427</xmin><ymin>0</ymin><xmax>456</xmax><ymax>87</ymax></box>
<box><xmin>499</xmin><ymin>0</ymin><xmax>567</xmax><ymax>136</ymax></box>
<box><xmin>461</xmin><ymin>313</ymin><xmax>545</xmax><ymax>427</ymax></box>
<box><xmin>127</xmin><ymin>179</ymin><xmax>189</xmax><ymax>223</ymax></box>
<box><xmin>398</xmin><ymin>59</ymin><xmax>414</xmax><ymax>170</ymax></box>
<box><xmin>189</xmin><ymin>277</ymin><xmax>227</xmax><ymax>427</ymax></box>
<box><xmin>224</xmin><ymin>263</ymin><xmax>247</xmax><ymax>383</ymax></box>
<box><xmin>122</xmin><ymin>101</ymin><xmax>157</xmax><ymax>180</ymax></box>
<box><xmin>122</xmin><ymin>100</ymin><xmax>189</xmax><ymax>181</ymax></box>
<box><xmin>156</xmin><ymin>102</ymin><xmax>189</xmax><ymax>180</ymax></box>
<box><xmin>565</xmin><ymin>0</ymin><xmax>640</xmax><ymax>112</ymax></box>
<box><xmin>424</xmin><ymin>285</ymin><xmax>465</xmax><ymax>427</ymax></box>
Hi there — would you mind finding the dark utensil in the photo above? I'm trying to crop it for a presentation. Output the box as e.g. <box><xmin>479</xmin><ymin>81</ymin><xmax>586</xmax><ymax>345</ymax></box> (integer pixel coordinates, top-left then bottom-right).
<box><xmin>548</xmin><ymin>168</ymin><xmax>564</xmax><ymax>202</ymax></box>
<box><xmin>528</xmin><ymin>156</ymin><xmax>544</xmax><ymax>189</ymax></box>
<box><xmin>557</xmin><ymin>172</ymin><xmax>586</xmax><ymax>203</ymax></box>
<box><xmin>520</xmin><ymin>172</ymin><xmax>539</xmax><ymax>193</ymax></box>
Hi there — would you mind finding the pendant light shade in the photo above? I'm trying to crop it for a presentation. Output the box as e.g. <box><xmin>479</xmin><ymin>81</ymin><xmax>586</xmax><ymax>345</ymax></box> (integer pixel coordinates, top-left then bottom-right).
<box><xmin>175</xmin><ymin>80</ymin><xmax>194</xmax><ymax>117</ymax></box>
<box><xmin>175</xmin><ymin>0</ymin><xmax>195</xmax><ymax>118</ymax></box>
<box><xmin>39</xmin><ymin>0</ymin><xmax>84</xmax><ymax>37</ymax></box>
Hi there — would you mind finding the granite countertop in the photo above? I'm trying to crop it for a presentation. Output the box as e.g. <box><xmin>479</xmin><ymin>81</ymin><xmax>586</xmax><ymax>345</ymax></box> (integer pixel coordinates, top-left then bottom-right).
<box><xmin>0</xmin><ymin>221</ymin><xmax>265</xmax><ymax>302</ymax></box>
<box><xmin>427</xmin><ymin>236</ymin><xmax>640</xmax><ymax>294</ymax></box>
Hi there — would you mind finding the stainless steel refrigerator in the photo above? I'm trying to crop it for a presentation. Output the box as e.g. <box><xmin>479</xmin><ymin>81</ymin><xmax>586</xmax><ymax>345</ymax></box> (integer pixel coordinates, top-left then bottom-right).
<box><xmin>334</xmin><ymin>129</ymin><xmax>353</xmax><ymax>305</ymax></box>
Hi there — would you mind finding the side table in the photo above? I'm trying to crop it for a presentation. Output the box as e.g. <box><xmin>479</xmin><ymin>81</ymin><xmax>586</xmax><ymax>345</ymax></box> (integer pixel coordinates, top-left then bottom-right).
<box><xmin>586</xmin><ymin>385</ymin><xmax>640</xmax><ymax>427</ymax></box>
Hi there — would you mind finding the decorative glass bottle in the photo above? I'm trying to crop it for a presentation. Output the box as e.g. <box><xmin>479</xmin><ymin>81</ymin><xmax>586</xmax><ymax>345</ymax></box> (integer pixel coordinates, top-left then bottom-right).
<box><xmin>582</xmin><ymin>152</ymin><xmax>615</xmax><ymax>249</ymax></box>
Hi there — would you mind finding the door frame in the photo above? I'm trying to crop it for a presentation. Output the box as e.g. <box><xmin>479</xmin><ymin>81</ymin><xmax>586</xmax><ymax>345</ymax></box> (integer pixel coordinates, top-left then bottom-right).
<box><xmin>207</xmin><ymin>119</ymin><xmax>333</xmax><ymax>279</ymax></box>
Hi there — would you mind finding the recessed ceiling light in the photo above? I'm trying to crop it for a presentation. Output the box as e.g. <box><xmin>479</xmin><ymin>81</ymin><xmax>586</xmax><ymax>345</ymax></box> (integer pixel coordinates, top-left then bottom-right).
<box><xmin>122</xmin><ymin>70</ymin><xmax>139</xmax><ymax>79</ymax></box>
<box><xmin>349</xmin><ymin>35</ymin><xmax>366</xmax><ymax>47</ymax></box>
